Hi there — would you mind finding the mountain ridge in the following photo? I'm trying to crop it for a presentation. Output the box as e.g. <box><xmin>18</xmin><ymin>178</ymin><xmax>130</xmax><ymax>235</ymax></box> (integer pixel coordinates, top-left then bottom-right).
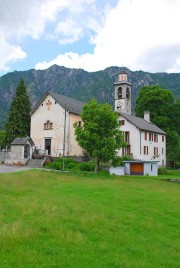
<box><xmin>0</xmin><ymin>65</ymin><xmax>180</xmax><ymax>130</ymax></box>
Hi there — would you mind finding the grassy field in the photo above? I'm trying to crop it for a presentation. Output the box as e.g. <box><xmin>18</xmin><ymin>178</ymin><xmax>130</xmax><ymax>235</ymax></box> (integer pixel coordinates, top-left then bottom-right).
<box><xmin>0</xmin><ymin>170</ymin><xmax>179</xmax><ymax>268</ymax></box>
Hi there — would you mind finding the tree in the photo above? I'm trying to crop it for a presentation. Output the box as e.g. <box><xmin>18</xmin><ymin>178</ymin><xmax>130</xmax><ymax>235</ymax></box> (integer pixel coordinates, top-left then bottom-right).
<box><xmin>135</xmin><ymin>85</ymin><xmax>180</xmax><ymax>160</ymax></box>
<box><xmin>4</xmin><ymin>79</ymin><xmax>31</xmax><ymax>146</ymax></box>
<box><xmin>135</xmin><ymin>85</ymin><xmax>174</xmax><ymax>127</ymax></box>
<box><xmin>74</xmin><ymin>99</ymin><xmax>125</xmax><ymax>173</ymax></box>
<box><xmin>0</xmin><ymin>130</ymin><xmax>5</xmax><ymax>149</ymax></box>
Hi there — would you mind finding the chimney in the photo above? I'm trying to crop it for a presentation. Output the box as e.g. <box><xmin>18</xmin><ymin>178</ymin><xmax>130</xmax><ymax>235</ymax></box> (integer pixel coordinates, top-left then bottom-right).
<box><xmin>144</xmin><ymin>111</ymin><xmax>150</xmax><ymax>122</ymax></box>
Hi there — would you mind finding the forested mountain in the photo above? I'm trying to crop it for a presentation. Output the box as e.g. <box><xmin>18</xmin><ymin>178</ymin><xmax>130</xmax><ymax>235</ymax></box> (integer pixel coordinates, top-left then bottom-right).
<box><xmin>0</xmin><ymin>65</ymin><xmax>180</xmax><ymax>130</ymax></box>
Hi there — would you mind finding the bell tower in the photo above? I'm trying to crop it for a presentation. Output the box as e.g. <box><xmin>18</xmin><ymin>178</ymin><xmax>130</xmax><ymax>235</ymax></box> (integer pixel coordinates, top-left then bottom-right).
<box><xmin>114</xmin><ymin>71</ymin><xmax>132</xmax><ymax>115</ymax></box>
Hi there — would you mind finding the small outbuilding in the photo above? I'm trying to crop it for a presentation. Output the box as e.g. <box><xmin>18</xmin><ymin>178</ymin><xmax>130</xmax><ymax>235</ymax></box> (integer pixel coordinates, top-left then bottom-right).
<box><xmin>11</xmin><ymin>137</ymin><xmax>35</xmax><ymax>161</ymax></box>
<box><xmin>124</xmin><ymin>160</ymin><xmax>158</xmax><ymax>176</ymax></box>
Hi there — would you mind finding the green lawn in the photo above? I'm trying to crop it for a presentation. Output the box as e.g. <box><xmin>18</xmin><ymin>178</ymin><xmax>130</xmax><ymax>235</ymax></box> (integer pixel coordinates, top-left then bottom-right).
<box><xmin>0</xmin><ymin>170</ymin><xmax>179</xmax><ymax>268</ymax></box>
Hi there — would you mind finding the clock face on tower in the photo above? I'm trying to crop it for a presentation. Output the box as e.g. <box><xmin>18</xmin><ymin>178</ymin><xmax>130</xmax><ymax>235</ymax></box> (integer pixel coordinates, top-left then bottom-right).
<box><xmin>115</xmin><ymin>99</ymin><xmax>125</xmax><ymax>112</ymax></box>
<box><xmin>117</xmin><ymin>101</ymin><xmax>123</xmax><ymax>108</ymax></box>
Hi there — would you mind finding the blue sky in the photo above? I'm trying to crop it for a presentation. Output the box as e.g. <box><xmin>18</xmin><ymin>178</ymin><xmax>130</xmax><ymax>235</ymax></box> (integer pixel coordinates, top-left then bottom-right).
<box><xmin>1</xmin><ymin>0</ymin><xmax>180</xmax><ymax>77</ymax></box>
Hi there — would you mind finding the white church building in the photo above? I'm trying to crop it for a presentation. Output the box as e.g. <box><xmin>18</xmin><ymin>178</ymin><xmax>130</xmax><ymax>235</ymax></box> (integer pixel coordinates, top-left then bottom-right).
<box><xmin>30</xmin><ymin>91</ymin><xmax>84</xmax><ymax>157</ymax></box>
<box><xmin>115</xmin><ymin>71</ymin><xmax>166</xmax><ymax>167</ymax></box>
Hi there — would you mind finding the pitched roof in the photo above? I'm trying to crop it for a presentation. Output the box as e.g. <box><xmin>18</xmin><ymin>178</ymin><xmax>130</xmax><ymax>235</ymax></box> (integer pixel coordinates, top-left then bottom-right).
<box><xmin>50</xmin><ymin>91</ymin><xmax>84</xmax><ymax>115</ymax></box>
<box><xmin>31</xmin><ymin>91</ymin><xmax>85</xmax><ymax>115</ymax></box>
<box><xmin>120</xmin><ymin>112</ymin><xmax>166</xmax><ymax>134</ymax></box>
<box><xmin>11</xmin><ymin>137</ymin><xmax>35</xmax><ymax>146</ymax></box>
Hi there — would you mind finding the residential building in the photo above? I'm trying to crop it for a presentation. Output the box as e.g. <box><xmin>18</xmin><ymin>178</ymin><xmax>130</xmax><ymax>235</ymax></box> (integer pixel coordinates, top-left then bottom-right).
<box><xmin>115</xmin><ymin>71</ymin><xmax>166</xmax><ymax>167</ymax></box>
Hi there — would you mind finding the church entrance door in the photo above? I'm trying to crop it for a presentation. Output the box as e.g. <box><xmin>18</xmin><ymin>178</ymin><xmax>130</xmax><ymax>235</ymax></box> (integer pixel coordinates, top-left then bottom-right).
<box><xmin>45</xmin><ymin>139</ymin><xmax>51</xmax><ymax>155</ymax></box>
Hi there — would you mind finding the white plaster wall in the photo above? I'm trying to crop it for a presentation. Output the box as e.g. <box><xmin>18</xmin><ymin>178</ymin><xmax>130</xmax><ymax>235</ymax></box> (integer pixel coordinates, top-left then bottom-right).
<box><xmin>11</xmin><ymin>145</ymin><xmax>24</xmax><ymax>160</ymax></box>
<box><xmin>118</xmin><ymin>116</ymin><xmax>166</xmax><ymax>166</ymax></box>
<box><xmin>144</xmin><ymin>163</ymin><xmax>158</xmax><ymax>176</ymax></box>
<box><xmin>142</xmin><ymin>133</ymin><xmax>166</xmax><ymax>167</ymax></box>
<box><xmin>118</xmin><ymin>118</ymin><xmax>141</xmax><ymax>159</ymax></box>
<box><xmin>109</xmin><ymin>166</ymin><xmax>125</xmax><ymax>175</ymax></box>
<box><xmin>30</xmin><ymin>94</ymin><xmax>82</xmax><ymax>157</ymax></box>
<box><xmin>68</xmin><ymin>114</ymin><xmax>83</xmax><ymax>156</ymax></box>
<box><xmin>124</xmin><ymin>163</ymin><xmax>130</xmax><ymax>175</ymax></box>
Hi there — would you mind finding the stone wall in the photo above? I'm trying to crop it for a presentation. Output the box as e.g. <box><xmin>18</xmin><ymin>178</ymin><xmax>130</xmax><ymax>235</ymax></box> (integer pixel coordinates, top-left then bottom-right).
<box><xmin>0</xmin><ymin>150</ymin><xmax>11</xmax><ymax>162</ymax></box>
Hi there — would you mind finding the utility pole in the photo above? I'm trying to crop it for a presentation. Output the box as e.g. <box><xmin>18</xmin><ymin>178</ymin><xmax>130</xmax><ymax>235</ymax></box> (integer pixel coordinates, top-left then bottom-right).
<box><xmin>62</xmin><ymin>108</ymin><xmax>67</xmax><ymax>173</ymax></box>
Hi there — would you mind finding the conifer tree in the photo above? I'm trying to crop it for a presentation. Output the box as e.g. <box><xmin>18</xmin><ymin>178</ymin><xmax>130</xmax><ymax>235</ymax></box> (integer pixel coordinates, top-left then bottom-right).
<box><xmin>4</xmin><ymin>79</ymin><xmax>31</xmax><ymax>146</ymax></box>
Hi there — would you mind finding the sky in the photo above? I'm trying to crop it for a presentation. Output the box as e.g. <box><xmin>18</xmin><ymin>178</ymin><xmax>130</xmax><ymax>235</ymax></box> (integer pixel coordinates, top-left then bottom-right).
<box><xmin>1</xmin><ymin>0</ymin><xmax>180</xmax><ymax>77</ymax></box>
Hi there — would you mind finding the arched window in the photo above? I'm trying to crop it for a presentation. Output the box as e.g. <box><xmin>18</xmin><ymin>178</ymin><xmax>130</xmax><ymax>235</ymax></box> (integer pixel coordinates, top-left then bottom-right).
<box><xmin>117</xmin><ymin>87</ymin><xmax>122</xmax><ymax>99</ymax></box>
<box><xmin>126</xmin><ymin>87</ymin><xmax>130</xmax><ymax>98</ymax></box>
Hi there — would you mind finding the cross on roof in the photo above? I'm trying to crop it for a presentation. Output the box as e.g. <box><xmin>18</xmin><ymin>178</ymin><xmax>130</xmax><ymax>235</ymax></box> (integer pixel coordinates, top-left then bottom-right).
<box><xmin>46</xmin><ymin>100</ymin><xmax>52</xmax><ymax>110</ymax></box>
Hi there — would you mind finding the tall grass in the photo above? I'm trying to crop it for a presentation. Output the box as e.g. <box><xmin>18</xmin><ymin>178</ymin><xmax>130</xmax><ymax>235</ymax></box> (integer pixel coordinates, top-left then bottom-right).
<box><xmin>0</xmin><ymin>170</ymin><xmax>179</xmax><ymax>267</ymax></box>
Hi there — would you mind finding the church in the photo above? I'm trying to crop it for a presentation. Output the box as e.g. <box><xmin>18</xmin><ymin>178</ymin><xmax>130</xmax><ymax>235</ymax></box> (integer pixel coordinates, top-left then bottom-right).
<box><xmin>115</xmin><ymin>71</ymin><xmax>166</xmax><ymax>167</ymax></box>
<box><xmin>30</xmin><ymin>71</ymin><xmax>166</xmax><ymax>167</ymax></box>
<box><xmin>30</xmin><ymin>91</ymin><xmax>84</xmax><ymax>157</ymax></box>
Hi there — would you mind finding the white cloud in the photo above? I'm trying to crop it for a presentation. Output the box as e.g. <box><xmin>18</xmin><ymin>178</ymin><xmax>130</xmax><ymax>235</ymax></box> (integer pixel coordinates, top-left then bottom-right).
<box><xmin>45</xmin><ymin>0</ymin><xmax>108</xmax><ymax>44</ymax></box>
<box><xmin>0</xmin><ymin>0</ymin><xmax>52</xmax><ymax>71</ymax></box>
<box><xmin>1</xmin><ymin>0</ymin><xmax>180</xmax><ymax>73</ymax></box>
<box><xmin>36</xmin><ymin>52</ymin><xmax>95</xmax><ymax>70</ymax></box>
<box><xmin>35</xmin><ymin>0</ymin><xmax>180</xmax><ymax>73</ymax></box>
<box><xmin>55</xmin><ymin>19</ymin><xmax>83</xmax><ymax>44</ymax></box>
<box><xmin>0</xmin><ymin>0</ymin><xmax>110</xmax><ymax>72</ymax></box>
<box><xmin>0</xmin><ymin>34</ymin><xmax>26</xmax><ymax>71</ymax></box>
<box><xmin>0</xmin><ymin>0</ymin><xmax>47</xmax><ymax>39</ymax></box>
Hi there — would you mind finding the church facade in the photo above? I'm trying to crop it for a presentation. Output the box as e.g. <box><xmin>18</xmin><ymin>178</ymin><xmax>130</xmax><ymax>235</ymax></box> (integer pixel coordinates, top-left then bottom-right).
<box><xmin>30</xmin><ymin>91</ymin><xmax>84</xmax><ymax>157</ymax></box>
<box><xmin>115</xmin><ymin>72</ymin><xmax>166</xmax><ymax>167</ymax></box>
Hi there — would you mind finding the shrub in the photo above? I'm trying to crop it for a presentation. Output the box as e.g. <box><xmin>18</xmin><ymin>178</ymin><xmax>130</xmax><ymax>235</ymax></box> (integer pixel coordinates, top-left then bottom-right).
<box><xmin>56</xmin><ymin>157</ymin><xmax>76</xmax><ymax>165</ymax></box>
<box><xmin>44</xmin><ymin>158</ymin><xmax>52</xmax><ymax>166</ymax></box>
<box><xmin>56</xmin><ymin>158</ymin><xmax>63</xmax><ymax>163</ymax></box>
<box><xmin>50</xmin><ymin>161</ymin><xmax>62</xmax><ymax>170</ymax></box>
<box><xmin>79</xmin><ymin>162</ymin><xmax>95</xmax><ymax>171</ymax></box>
<box><xmin>111</xmin><ymin>155</ymin><xmax>132</xmax><ymax>167</ymax></box>
<box><xmin>67</xmin><ymin>162</ymin><xmax>77</xmax><ymax>169</ymax></box>
<box><xmin>158</xmin><ymin>168</ymin><xmax>170</xmax><ymax>175</ymax></box>
<box><xmin>66</xmin><ymin>158</ymin><xmax>76</xmax><ymax>164</ymax></box>
<box><xmin>44</xmin><ymin>157</ymin><xmax>77</xmax><ymax>170</ymax></box>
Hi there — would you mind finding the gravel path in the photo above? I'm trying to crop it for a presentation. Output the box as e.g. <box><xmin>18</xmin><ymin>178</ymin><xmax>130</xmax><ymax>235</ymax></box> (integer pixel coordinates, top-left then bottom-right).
<box><xmin>0</xmin><ymin>165</ymin><xmax>32</xmax><ymax>173</ymax></box>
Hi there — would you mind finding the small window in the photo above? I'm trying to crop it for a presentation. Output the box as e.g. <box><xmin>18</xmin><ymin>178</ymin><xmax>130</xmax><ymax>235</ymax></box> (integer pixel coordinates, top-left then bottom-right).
<box><xmin>154</xmin><ymin>147</ymin><xmax>158</xmax><ymax>155</ymax></box>
<box><xmin>125</xmin><ymin>131</ymin><xmax>130</xmax><ymax>143</ymax></box>
<box><xmin>144</xmin><ymin>132</ymin><xmax>147</xmax><ymax>140</ymax></box>
<box><xmin>151</xmin><ymin>164</ymin><xmax>153</xmax><ymax>171</ymax></box>
<box><xmin>149</xmin><ymin>133</ymin><xmax>153</xmax><ymax>142</ymax></box>
<box><xmin>154</xmin><ymin>134</ymin><xmax>158</xmax><ymax>142</ymax></box>
<box><xmin>144</xmin><ymin>146</ymin><xmax>148</xmax><ymax>155</ymax></box>
<box><xmin>122</xmin><ymin>145</ymin><xmax>130</xmax><ymax>156</ymax></box>
<box><xmin>44</xmin><ymin>120</ymin><xmax>53</xmax><ymax>130</ymax></box>
<box><xmin>162</xmin><ymin>135</ymin><xmax>165</xmax><ymax>142</ymax></box>
<box><xmin>119</xmin><ymin>120</ymin><xmax>125</xmax><ymax>125</ymax></box>
<box><xmin>162</xmin><ymin>148</ymin><xmax>164</xmax><ymax>155</ymax></box>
